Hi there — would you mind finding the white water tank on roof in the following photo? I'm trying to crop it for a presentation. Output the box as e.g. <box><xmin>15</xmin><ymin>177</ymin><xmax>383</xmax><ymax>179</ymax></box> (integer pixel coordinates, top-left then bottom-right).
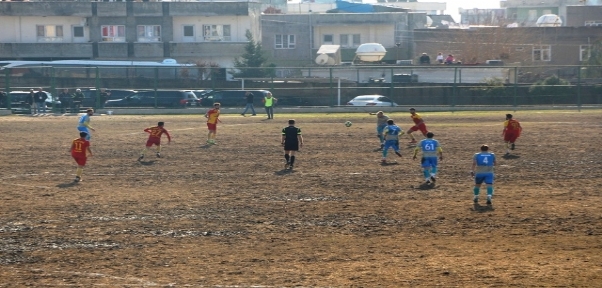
<box><xmin>355</xmin><ymin>43</ymin><xmax>387</xmax><ymax>62</ymax></box>
<box><xmin>536</xmin><ymin>14</ymin><xmax>562</xmax><ymax>27</ymax></box>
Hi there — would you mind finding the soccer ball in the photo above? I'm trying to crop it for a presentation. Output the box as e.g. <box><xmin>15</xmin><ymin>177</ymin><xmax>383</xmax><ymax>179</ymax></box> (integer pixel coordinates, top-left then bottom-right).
<box><xmin>345</xmin><ymin>121</ymin><xmax>352</xmax><ymax>127</ymax></box>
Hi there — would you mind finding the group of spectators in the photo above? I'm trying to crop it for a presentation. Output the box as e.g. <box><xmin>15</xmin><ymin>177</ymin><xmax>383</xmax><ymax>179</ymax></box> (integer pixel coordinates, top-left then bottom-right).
<box><xmin>419</xmin><ymin>52</ymin><xmax>457</xmax><ymax>65</ymax></box>
<box><xmin>0</xmin><ymin>88</ymin><xmax>111</xmax><ymax>114</ymax></box>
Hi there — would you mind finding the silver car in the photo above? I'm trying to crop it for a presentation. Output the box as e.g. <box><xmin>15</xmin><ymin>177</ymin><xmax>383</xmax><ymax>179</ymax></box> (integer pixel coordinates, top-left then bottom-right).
<box><xmin>346</xmin><ymin>95</ymin><xmax>398</xmax><ymax>106</ymax></box>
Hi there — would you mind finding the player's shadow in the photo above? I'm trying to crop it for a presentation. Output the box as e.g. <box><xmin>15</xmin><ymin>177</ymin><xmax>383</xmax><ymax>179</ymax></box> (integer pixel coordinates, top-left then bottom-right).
<box><xmin>200</xmin><ymin>144</ymin><xmax>213</xmax><ymax>149</ymax></box>
<box><xmin>373</xmin><ymin>147</ymin><xmax>383</xmax><ymax>152</ymax></box>
<box><xmin>380</xmin><ymin>161</ymin><xmax>399</xmax><ymax>166</ymax></box>
<box><xmin>275</xmin><ymin>169</ymin><xmax>294</xmax><ymax>175</ymax></box>
<box><xmin>503</xmin><ymin>154</ymin><xmax>520</xmax><ymax>159</ymax></box>
<box><xmin>138</xmin><ymin>160</ymin><xmax>156</xmax><ymax>166</ymax></box>
<box><xmin>417</xmin><ymin>182</ymin><xmax>435</xmax><ymax>190</ymax></box>
<box><xmin>57</xmin><ymin>182</ymin><xmax>79</xmax><ymax>188</ymax></box>
<box><xmin>472</xmin><ymin>203</ymin><xmax>495</xmax><ymax>213</ymax></box>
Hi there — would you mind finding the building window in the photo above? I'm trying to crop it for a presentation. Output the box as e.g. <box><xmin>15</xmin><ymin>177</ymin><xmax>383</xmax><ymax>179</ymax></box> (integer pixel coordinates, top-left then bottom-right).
<box><xmin>528</xmin><ymin>10</ymin><xmax>537</xmax><ymax>21</ymax></box>
<box><xmin>580</xmin><ymin>45</ymin><xmax>591</xmax><ymax>62</ymax></box>
<box><xmin>101</xmin><ymin>25</ymin><xmax>125</xmax><ymax>42</ymax></box>
<box><xmin>340</xmin><ymin>34</ymin><xmax>360</xmax><ymax>47</ymax></box>
<box><xmin>203</xmin><ymin>24</ymin><xmax>231</xmax><ymax>41</ymax></box>
<box><xmin>182</xmin><ymin>25</ymin><xmax>195</xmax><ymax>42</ymax></box>
<box><xmin>36</xmin><ymin>25</ymin><xmax>63</xmax><ymax>42</ymax></box>
<box><xmin>275</xmin><ymin>34</ymin><xmax>295</xmax><ymax>49</ymax></box>
<box><xmin>323</xmin><ymin>34</ymin><xmax>333</xmax><ymax>45</ymax></box>
<box><xmin>532</xmin><ymin>45</ymin><xmax>551</xmax><ymax>61</ymax></box>
<box><xmin>73</xmin><ymin>26</ymin><xmax>84</xmax><ymax>38</ymax></box>
<box><xmin>137</xmin><ymin>25</ymin><xmax>161</xmax><ymax>42</ymax></box>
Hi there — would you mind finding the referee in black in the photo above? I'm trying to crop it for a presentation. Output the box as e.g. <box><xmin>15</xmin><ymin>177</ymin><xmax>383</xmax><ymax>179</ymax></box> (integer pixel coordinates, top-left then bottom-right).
<box><xmin>282</xmin><ymin>119</ymin><xmax>303</xmax><ymax>170</ymax></box>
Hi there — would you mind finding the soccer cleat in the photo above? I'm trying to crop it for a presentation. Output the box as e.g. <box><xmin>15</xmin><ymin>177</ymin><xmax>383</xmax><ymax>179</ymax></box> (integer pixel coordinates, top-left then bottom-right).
<box><xmin>289</xmin><ymin>165</ymin><xmax>294</xmax><ymax>170</ymax></box>
<box><xmin>252</xmin><ymin>114</ymin><xmax>257</xmax><ymax>116</ymax></box>
<box><xmin>138</xmin><ymin>155</ymin><xmax>144</xmax><ymax>161</ymax></box>
<box><xmin>473</xmin><ymin>198</ymin><xmax>479</xmax><ymax>203</ymax></box>
<box><xmin>74</xmin><ymin>176</ymin><xmax>81</xmax><ymax>182</ymax></box>
<box><xmin>511</xmin><ymin>143</ymin><xmax>515</xmax><ymax>150</ymax></box>
<box><xmin>381</xmin><ymin>159</ymin><xmax>387</xmax><ymax>163</ymax></box>
<box><xmin>430</xmin><ymin>176</ymin><xmax>436</xmax><ymax>183</ymax></box>
<box><xmin>156</xmin><ymin>152</ymin><xmax>161</xmax><ymax>158</ymax></box>
<box><xmin>486</xmin><ymin>199</ymin><xmax>492</xmax><ymax>205</ymax></box>
<box><xmin>426</xmin><ymin>179</ymin><xmax>432</xmax><ymax>184</ymax></box>
<box><xmin>241</xmin><ymin>113</ymin><xmax>245</xmax><ymax>116</ymax></box>
<box><xmin>409</xmin><ymin>139</ymin><xmax>417</xmax><ymax>144</ymax></box>
<box><xmin>395</xmin><ymin>151</ymin><xmax>402</xmax><ymax>157</ymax></box>
<box><xmin>284</xmin><ymin>162</ymin><xmax>290</xmax><ymax>170</ymax></box>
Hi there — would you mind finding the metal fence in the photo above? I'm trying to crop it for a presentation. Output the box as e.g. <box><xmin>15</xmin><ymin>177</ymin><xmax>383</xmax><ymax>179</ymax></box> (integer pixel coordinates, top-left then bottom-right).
<box><xmin>1</xmin><ymin>64</ymin><xmax>601</xmax><ymax>112</ymax></box>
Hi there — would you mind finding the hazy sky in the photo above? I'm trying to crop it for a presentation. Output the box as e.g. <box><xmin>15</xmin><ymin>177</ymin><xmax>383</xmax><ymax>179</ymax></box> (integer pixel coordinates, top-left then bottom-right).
<box><xmin>444</xmin><ymin>0</ymin><xmax>502</xmax><ymax>22</ymax></box>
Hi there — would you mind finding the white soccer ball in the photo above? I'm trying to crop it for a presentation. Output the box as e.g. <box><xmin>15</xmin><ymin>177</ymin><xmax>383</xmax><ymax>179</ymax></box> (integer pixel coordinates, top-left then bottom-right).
<box><xmin>345</xmin><ymin>121</ymin><xmax>352</xmax><ymax>127</ymax></box>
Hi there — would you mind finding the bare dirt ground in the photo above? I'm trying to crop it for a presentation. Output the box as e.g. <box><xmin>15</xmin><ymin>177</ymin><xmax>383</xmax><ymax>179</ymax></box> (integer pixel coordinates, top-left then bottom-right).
<box><xmin>0</xmin><ymin>110</ymin><xmax>601</xmax><ymax>287</ymax></box>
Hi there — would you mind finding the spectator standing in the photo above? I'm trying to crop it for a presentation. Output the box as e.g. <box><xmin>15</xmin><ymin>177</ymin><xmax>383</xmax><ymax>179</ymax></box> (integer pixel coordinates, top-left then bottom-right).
<box><xmin>33</xmin><ymin>87</ymin><xmax>48</xmax><ymax>115</ymax></box>
<box><xmin>58</xmin><ymin>89</ymin><xmax>72</xmax><ymax>114</ymax></box>
<box><xmin>72</xmin><ymin>89</ymin><xmax>85</xmax><ymax>112</ymax></box>
<box><xmin>436</xmin><ymin>52</ymin><xmax>444</xmax><ymax>64</ymax></box>
<box><xmin>0</xmin><ymin>90</ymin><xmax>6</xmax><ymax>108</ymax></box>
<box><xmin>241</xmin><ymin>91</ymin><xmax>257</xmax><ymax>116</ymax></box>
<box><xmin>262</xmin><ymin>92</ymin><xmax>277</xmax><ymax>119</ymax></box>
<box><xmin>99</xmin><ymin>88</ymin><xmax>111</xmax><ymax>109</ymax></box>
<box><xmin>419</xmin><ymin>53</ymin><xmax>431</xmax><ymax>64</ymax></box>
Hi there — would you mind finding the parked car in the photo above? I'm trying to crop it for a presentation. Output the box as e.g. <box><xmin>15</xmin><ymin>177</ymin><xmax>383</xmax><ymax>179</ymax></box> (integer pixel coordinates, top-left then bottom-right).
<box><xmin>346</xmin><ymin>95</ymin><xmax>398</xmax><ymax>107</ymax></box>
<box><xmin>199</xmin><ymin>90</ymin><xmax>271</xmax><ymax>107</ymax></box>
<box><xmin>104</xmin><ymin>90</ymin><xmax>200</xmax><ymax>108</ymax></box>
<box><xmin>6</xmin><ymin>91</ymin><xmax>60</xmax><ymax>112</ymax></box>
<box><xmin>80</xmin><ymin>88</ymin><xmax>139</xmax><ymax>108</ymax></box>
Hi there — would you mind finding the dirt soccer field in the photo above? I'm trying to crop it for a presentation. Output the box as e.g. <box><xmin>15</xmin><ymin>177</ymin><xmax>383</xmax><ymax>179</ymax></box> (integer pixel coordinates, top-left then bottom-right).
<box><xmin>0</xmin><ymin>110</ymin><xmax>601</xmax><ymax>287</ymax></box>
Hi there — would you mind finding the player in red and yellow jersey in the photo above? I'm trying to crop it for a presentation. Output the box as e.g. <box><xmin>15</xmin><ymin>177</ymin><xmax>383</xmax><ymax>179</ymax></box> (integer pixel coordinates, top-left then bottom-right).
<box><xmin>502</xmin><ymin>113</ymin><xmax>522</xmax><ymax>155</ymax></box>
<box><xmin>138</xmin><ymin>121</ymin><xmax>171</xmax><ymax>161</ymax></box>
<box><xmin>205</xmin><ymin>102</ymin><xmax>221</xmax><ymax>145</ymax></box>
<box><xmin>407</xmin><ymin>108</ymin><xmax>428</xmax><ymax>144</ymax></box>
<box><xmin>70</xmin><ymin>132</ymin><xmax>92</xmax><ymax>182</ymax></box>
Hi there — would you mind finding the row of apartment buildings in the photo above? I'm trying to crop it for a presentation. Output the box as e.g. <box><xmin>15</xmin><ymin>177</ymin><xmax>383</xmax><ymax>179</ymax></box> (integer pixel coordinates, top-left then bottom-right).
<box><xmin>0</xmin><ymin>1</ymin><xmax>601</xmax><ymax>70</ymax></box>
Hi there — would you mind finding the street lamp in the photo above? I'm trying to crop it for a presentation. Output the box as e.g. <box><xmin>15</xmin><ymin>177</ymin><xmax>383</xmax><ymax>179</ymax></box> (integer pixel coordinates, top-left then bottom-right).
<box><xmin>395</xmin><ymin>43</ymin><xmax>401</xmax><ymax>64</ymax></box>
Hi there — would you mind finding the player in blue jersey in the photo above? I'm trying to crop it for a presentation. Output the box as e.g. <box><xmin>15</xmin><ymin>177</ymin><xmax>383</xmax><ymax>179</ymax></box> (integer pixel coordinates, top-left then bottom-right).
<box><xmin>471</xmin><ymin>145</ymin><xmax>496</xmax><ymax>205</ymax></box>
<box><xmin>77</xmin><ymin>109</ymin><xmax>96</xmax><ymax>141</ymax></box>
<box><xmin>413</xmin><ymin>132</ymin><xmax>443</xmax><ymax>184</ymax></box>
<box><xmin>381</xmin><ymin>119</ymin><xmax>403</xmax><ymax>163</ymax></box>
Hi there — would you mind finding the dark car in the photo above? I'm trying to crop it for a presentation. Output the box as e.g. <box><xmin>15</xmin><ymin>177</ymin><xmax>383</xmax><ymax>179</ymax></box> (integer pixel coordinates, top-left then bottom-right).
<box><xmin>80</xmin><ymin>89</ymin><xmax>139</xmax><ymax>108</ymax></box>
<box><xmin>199</xmin><ymin>90</ymin><xmax>271</xmax><ymax>107</ymax></box>
<box><xmin>104</xmin><ymin>90</ymin><xmax>200</xmax><ymax>108</ymax></box>
<box><xmin>6</xmin><ymin>91</ymin><xmax>59</xmax><ymax>112</ymax></box>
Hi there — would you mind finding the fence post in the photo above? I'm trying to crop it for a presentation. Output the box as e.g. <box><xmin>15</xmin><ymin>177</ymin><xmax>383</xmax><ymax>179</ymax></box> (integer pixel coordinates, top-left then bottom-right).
<box><xmin>577</xmin><ymin>65</ymin><xmax>582</xmax><ymax>112</ymax></box>
<box><xmin>389</xmin><ymin>67</ymin><xmax>394</xmax><ymax>99</ymax></box>
<box><xmin>154</xmin><ymin>67</ymin><xmax>159</xmax><ymax>108</ymax></box>
<box><xmin>50</xmin><ymin>67</ymin><xmax>56</xmax><ymax>112</ymax></box>
<box><xmin>329</xmin><ymin>67</ymin><xmax>333</xmax><ymax>106</ymax></box>
<box><xmin>95</xmin><ymin>67</ymin><xmax>100</xmax><ymax>110</ymax></box>
<box><xmin>452</xmin><ymin>67</ymin><xmax>457</xmax><ymax>108</ymax></box>
<box><xmin>5</xmin><ymin>68</ymin><xmax>11</xmax><ymax>111</ymax></box>
<box><xmin>513</xmin><ymin>66</ymin><xmax>518</xmax><ymax>112</ymax></box>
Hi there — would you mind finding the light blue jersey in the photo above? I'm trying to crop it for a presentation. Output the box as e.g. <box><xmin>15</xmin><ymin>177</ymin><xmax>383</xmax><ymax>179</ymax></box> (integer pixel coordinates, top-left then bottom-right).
<box><xmin>418</xmin><ymin>138</ymin><xmax>441</xmax><ymax>168</ymax></box>
<box><xmin>77</xmin><ymin>114</ymin><xmax>92</xmax><ymax>140</ymax></box>
<box><xmin>473</xmin><ymin>152</ymin><xmax>496</xmax><ymax>184</ymax></box>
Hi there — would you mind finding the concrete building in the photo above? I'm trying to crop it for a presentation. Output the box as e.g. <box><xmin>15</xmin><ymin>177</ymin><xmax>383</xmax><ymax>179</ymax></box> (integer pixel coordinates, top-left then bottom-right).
<box><xmin>261</xmin><ymin>12</ymin><xmax>427</xmax><ymax>67</ymax></box>
<box><xmin>0</xmin><ymin>1</ymin><xmax>262</xmax><ymax>68</ymax></box>
<box><xmin>413</xmin><ymin>26</ymin><xmax>602</xmax><ymax>66</ymax></box>
<box><xmin>501</xmin><ymin>0</ymin><xmax>584</xmax><ymax>27</ymax></box>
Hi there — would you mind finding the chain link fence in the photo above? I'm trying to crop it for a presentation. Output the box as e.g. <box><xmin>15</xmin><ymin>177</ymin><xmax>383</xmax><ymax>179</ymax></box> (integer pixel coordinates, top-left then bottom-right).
<box><xmin>1</xmin><ymin>64</ymin><xmax>601</xmax><ymax>113</ymax></box>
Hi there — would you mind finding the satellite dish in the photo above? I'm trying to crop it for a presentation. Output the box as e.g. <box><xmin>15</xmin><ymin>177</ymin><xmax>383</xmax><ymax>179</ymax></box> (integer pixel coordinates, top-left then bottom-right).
<box><xmin>315</xmin><ymin>54</ymin><xmax>335</xmax><ymax>65</ymax></box>
<box><xmin>355</xmin><ymin>43</ymin><xmax>387</xmax><ymax>62</ymax></box>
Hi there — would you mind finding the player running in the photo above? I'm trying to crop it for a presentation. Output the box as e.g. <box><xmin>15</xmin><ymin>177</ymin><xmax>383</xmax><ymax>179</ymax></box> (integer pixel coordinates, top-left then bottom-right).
<box><xmin>282</xmin><ymin>119</ymin><xmax>303</xmax><ymax>170</ymax></box>
<box><xmin>413</xmin><ymin>132</ymin><xmax>443</xmax><ymax>184</ymax></box>
<box><xmin>407</xmin><ymin>108</ymin><xmax>428</xmax><ymax>144</ymax></box>
<box><xmin>138</xmin><ymin>122</ymin><xmax>171</xmax><ymax>161</ymax></box>
<box><xmin>381</xmin><ymin>119</ymin><xmax>403</xmax><ymax>163</ymax></box>
<box><xmin>375</xmin><ymin>111</ymin><xmax>389</xmax><ymax>150</ymax></box>
<box><xmin>471</xmin><ymin>145</ymin><xmax>496</xmax><ymax>205</ymax></box>
<box><xmin>70</xmin><ymin>132</ymin><xmax>92</xmax><ymax>182</ymax></box>
<box><xmin>204</xmin><ymin>103</ymin><xmax>221</xmax><ymax>145</ymax></box>
<box><xmin>77</xmin><ymin>108</ymin><xmax>95</xmax><ymax>140</ymax></box>
<box><xmin>502</xmin><ymin>113</ymin><xmax>522</xmax><ymax>155</ymax></box>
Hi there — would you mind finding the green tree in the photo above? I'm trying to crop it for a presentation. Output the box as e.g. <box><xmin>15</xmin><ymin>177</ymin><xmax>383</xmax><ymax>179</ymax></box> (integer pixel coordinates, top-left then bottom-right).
<box><xmin>528</xmin><ymin>74</ymin><xmax>571</xmax><ymax>104</ymax></box>
<box><xmin>232</xmin><ymin>30</ymin><xmax>274</xmax><ymax>78</ymax></box>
